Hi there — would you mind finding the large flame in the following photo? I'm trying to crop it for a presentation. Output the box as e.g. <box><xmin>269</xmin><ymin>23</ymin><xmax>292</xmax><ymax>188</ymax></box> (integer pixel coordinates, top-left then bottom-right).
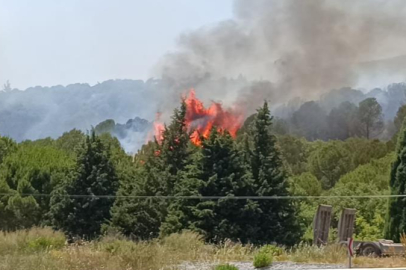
<box><xmin>153</xmin><ymin>89</ymin><xmax>244</xmax><ymax>146</ymax></box>
<box><xmin>146</xmin><ymin>112</ymin><xmax>165</xmax><ymax>144</ymax></box>
<box><xmin>153</xmin><ymin>112</ymin><xmax>164</xmax><ymax>142</ymax></box>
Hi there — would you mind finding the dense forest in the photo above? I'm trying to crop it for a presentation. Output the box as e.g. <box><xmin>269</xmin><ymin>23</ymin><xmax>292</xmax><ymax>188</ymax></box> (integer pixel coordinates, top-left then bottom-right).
<box><xmin>2</xmin><ymin>90</ymin><xmax>406</xmax><ymax>244</ymax></box>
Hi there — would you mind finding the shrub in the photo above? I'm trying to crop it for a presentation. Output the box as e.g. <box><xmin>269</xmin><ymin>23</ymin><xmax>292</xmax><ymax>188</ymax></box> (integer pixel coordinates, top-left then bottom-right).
<box><xmin>258</xmin><ymin>244</ymin><xmax>284</xmax><ymax>256</ymax></box>
<box><xmin>0</xmin><ymin>227</ymin><xmax>65</xmax><ymax>255</ymax></box>
<box><xmin>27</xmin><ymin>235</ymin><xmax>65</xmax><ymax>252</ymax></box>
<box><xmin>25</xmin><ymin>228</ymin><xmax>65</xmax><ymax>252</ymax></box>
<box><xmin>162</xmin><ymin>231</ymin><xmax>206</xmax><ymax>253</ymax></box>
<box><xmin>97</xmin><ymin>238</ymin><xmax>138</xmax><ymax>254</ymax></box>
<box><xmin>253</xmin><ymin>252</ymin><xmax>273</xmax><ymax>268</ymax></box>
<box><xmin>214</xmin><ymin>264</ymin><xmax>239</xmax><ymax>270</ymax></box>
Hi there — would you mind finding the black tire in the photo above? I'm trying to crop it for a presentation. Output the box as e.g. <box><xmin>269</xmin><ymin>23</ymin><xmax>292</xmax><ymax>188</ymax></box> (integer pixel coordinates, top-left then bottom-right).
<box><xmin>360</xmin><ymin>244</ymin><xmax>381</xmax><ymax>257</ymax></box>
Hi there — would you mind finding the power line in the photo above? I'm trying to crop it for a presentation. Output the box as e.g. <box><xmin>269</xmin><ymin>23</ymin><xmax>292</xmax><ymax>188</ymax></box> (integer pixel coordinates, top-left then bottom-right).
<box><xmin>0</xmin><ymin>193</ymin><xmax>402</xmax><ymax>200</ymax></box>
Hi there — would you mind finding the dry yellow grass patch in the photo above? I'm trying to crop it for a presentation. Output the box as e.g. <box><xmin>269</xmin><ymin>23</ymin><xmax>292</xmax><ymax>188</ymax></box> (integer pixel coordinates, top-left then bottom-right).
<box><xmin>0</xmin><ymin>229</ymin><xmax>256</xmax><ymax>270</ymax></box>
<box><xmin>2</xmin><ymin>228</ymin><xmax>406</xmax><ymax>270</ymax></box>
<box><xmin>353</xmin><ymin>256</ymin><xmax>406</xmax><ymax>268</ymax></box>
<box><xmin>274</xmin><ymin>243</ymin><xmax>347</xmax><ymax>264</ymax></box>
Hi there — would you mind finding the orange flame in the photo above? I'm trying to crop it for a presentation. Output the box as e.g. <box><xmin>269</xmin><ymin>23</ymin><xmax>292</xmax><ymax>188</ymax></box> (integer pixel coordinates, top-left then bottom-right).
<box><xmin>152</xmin><ymin>89</ymin><xmax>244</xmax><ymax>146</ymax></box>
<box><xmin>185</xmin><ymin>89</ymin><xmax>243</xmax><ymax>146</ymax></box>
<box><xmin>152</xmin><ymin>112</ymin><xmax>165</xmax><ymax>142</ymax></box>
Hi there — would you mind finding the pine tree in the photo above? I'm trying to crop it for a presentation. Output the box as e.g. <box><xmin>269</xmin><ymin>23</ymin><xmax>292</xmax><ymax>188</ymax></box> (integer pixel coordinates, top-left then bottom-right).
<box><xmin>249</xmin><ymin>101</ymin><xmax>300</xmax><ymax>245</ymax></box>
<box><xmin>385</xmin><ymin>119</ymin><xmax>406</xmax><ymax>242</ymax></box>
<box><xmin>161</xmin><ymin>128</ymin><xmax>259</xmax><ymax>243</ymax></box>
<box><xmin>109</xmin><ymin>102</ymin><xmax>191</xmax><ymax>239</ymax></box>
<box><xmin>109</xmin><ymin>141</ymin><xmax>170</xmax><ymax>239</ymax></box>
<box><xmin>160</xmin><ymin>102</ymin><xmax>190</xmax><ymax>194</ymax></box>
<box><xmin>51</xmin><ymin>130</ymin><xmax>118</xmax><ymax>238</ymax></box>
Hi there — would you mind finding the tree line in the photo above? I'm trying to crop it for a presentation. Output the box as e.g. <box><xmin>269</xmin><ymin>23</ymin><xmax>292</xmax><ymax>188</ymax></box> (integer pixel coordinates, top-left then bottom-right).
<box><xmin>1</xmin><ymin>100</ymin><xmax>406</xmax><ymax>244</ymax></box>
<box><xmin>276</xmin><ymin>97</ymin><xmax>386</xmax><ymax>141</ymax></box>
<box><xmin>0</xmin><ymin>102</ymin><xmax>300</xmax><ymax>245</ymax></box>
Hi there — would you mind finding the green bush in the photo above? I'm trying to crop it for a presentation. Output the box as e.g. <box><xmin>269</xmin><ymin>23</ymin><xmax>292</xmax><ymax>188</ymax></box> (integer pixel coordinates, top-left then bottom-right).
<box><xmin>258</xmin><ymin>244</ymin><xmax>284</xmax><ymax>256</ymax></box>
<box><xmin>253</xmin><ymin>252</ymin><xmax>273</xmax><ymax>268</ymax></box>
<box><xmin>214</xmin><ymin>264</ymin><xmax>239</xmax><ymax>270</ymax></box>
<box><xmin>27</xmin><ymin>235</ymin><xmax>65</xmax><ymax>252</ymax></box>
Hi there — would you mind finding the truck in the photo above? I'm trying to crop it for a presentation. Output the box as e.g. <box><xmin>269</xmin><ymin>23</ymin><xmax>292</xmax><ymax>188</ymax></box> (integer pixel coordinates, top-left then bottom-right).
<box><xmin>313</xmin><ymin>205</ymin><xmax>404</xmax><ymax>257</ymax></box>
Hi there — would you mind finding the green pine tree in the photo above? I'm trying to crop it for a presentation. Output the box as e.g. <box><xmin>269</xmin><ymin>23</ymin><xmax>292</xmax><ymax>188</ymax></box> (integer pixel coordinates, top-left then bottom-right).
<box><xmin>161</xmin><ymin>128</ymin><xmax>259</xmax><ymax>243</ymax></box>
<box><xmin>385</xmin><ymin>119</ymin><xmax>406</xmax><ymax>242</ymax></box>
<box><xmin>249</xmin><ymin>101</ymin><xmax>300</xmax><ymax>245</ymax></box>
<box><xmin>51</xmin><ymin>130</ymin><xmax>118</xmax><ymax>238</ymax></box>
<box><xmin>108</xmin><ymin>141</ymin><xmax>170</xmax><ymax>239</ymax></box>
<box><xmin>160</xmin><ymin>101</ymin><xmax>190</xmax><ymax>194</ymax></box>
<box><xmin>109</xmin><ymin>102</ymin><xmax>191</xmax><ymax>239</ymax></box>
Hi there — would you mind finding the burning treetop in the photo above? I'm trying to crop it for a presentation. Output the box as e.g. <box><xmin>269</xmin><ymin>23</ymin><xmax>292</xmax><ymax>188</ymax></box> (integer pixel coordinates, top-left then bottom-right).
<box><xmin>153</xmin><ymin>89</ymin><xmax>244</xmax><ymax>146</ymax></box>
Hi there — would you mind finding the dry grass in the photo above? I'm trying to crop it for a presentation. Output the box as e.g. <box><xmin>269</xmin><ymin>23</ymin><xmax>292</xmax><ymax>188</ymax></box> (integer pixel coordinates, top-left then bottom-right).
<box><xmin>0</xmin><ymin>229</ymin><xmax>255</xmax><ymax>270</ymax></box>
<box><xmin>0</xmin><ymin>227</ymin><xmax>65</xmax><ymax>255</ymax></box>
<box><xmin>353</xmin><ymin>256</ymin><xmax>406</xmax><ymax>268</ymax></box>
<box><xmin>1</xmin><ymin>228</ymin><xmax>406</xmax><ymax>270</ymax></box>
<box><xmin>274</xmin><ymin>243</ymin><xmax>347</xmax><ymax>264</ymax></box>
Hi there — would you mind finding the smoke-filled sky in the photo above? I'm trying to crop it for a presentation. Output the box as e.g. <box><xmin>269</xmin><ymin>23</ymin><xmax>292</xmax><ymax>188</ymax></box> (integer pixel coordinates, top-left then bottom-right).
<box><xmin>0</xmin><ymin>0</ymin><xmax>233</xmax><ymax>89</ymax></box>
<box><xmin>2</xmin><ymin>0</ymin><xmax>406</xmax><ymax>152</ymax></box>
<box><xmin>3</xmin><ymin>0</ymin><xmax>406</xmax><ymax>93</ymax></box>
<box><xmin>157</xmin><ymin>0</ymin><xmax>406</xmax><ymax>112</ymax></box>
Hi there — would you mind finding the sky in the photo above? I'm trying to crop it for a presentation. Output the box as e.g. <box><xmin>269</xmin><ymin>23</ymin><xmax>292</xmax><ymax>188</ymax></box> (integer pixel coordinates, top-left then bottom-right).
<box><xmin>0</xmin><ymin>0</ymin><xmax>233</xmax><ymax>90</ymax></box>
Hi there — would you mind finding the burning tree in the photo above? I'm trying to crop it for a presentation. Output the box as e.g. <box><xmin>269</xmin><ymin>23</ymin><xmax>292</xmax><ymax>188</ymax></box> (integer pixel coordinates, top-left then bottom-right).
<box><xmin>154</xmin><ymin>89</ymin><xmax>244</xmax><ymax>146</ymax></box>
<box><xmin>112</xmin><ymin>94</ymin><xmax>300</xmax><ymax>244</ymax></box>
<box><xmin>160</xmin><ymin>99</ymin><xmax>300</xmax><ymax>245</ymax></box>
<box><xmin>161</xmin><ymin>128</ymin><xmax>258</xmax><ymax>242</ymax></box>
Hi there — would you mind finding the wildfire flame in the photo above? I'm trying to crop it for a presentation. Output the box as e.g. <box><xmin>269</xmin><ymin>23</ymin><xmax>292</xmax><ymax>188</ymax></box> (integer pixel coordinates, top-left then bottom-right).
<box><xmin>153</xmin><ymin>89</ymin><xmax>243</xmax><ymax>146</ymax></box>
<box><xmin>153</xmin><ymin>112</ymin><xmax>164</xmax><ymax>142</ymax></box>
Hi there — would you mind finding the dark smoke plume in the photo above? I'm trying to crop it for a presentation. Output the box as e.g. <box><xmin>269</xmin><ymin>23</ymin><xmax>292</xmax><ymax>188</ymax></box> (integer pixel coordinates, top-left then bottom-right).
<box><xmin>156</xmin><ymin>0</ymin><xmax>406</xmax><ymax>114</ymax></box>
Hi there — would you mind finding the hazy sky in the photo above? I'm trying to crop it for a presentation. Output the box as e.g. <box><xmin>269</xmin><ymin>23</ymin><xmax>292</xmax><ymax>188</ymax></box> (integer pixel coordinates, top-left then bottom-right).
<box><xmin>0</xmin><ymin>0</ymin><xmax>233</xmax><ymax>90</ymax></box>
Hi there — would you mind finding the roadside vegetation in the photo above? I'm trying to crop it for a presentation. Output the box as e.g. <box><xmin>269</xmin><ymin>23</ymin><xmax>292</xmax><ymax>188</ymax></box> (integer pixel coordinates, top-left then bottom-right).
<box><xmin>1</xmin><ymin>228</ymin><xmax>406</xmax><ymax>270</ymax></box>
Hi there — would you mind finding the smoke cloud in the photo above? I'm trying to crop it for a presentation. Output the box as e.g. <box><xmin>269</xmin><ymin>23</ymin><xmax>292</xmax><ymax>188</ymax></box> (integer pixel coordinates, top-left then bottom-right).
<box><xmin>156</xmin><ymin>0</ymin><xmax>406</xmax><ymax>114</ymax></box>
<box><xmin>3</xmin><ymin>1</ymin><xmax>406</xmax><ymax>152</ymax></box>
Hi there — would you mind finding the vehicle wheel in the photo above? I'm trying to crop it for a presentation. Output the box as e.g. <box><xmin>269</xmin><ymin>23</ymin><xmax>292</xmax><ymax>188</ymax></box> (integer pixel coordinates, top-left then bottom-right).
<box><xmin>361</xmin><ymin>244</ymin><xmax>381</xmax><ymax>257</ymax></box>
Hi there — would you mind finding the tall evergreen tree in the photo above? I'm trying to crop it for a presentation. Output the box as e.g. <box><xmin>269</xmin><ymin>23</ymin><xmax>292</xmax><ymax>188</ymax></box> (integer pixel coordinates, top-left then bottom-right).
<box><xmin>160</xmin><ymin>101</ymin><xmax>190</xmax><ymax>193</ymax></box>
<box><xmin>249</xmin><ymin>101</ymin><xmax>300</xmax><ymax>245</ymax></box>
<box><xmin>109</xmin><ymin>102</ymin><xmax>191</xmax><ymax>239</ymax></box>
<box><xmin>161</xmin><ymin>128</ymin><xmax>259</xmax><ymax>243</ymax></box>
<box><xmin>109</xmin><ymin>141</ymin><xmax>170</xmax><ymax>239</ymax></box>
<box><xmin>51</xmin><ymin>130</ymin><xmax>118</xmax><ymax>238</ymax></box>
<box><xmin>385</xmin><ymin>119</ymin><xmax>406</xmax><ymax>242</ymax></box>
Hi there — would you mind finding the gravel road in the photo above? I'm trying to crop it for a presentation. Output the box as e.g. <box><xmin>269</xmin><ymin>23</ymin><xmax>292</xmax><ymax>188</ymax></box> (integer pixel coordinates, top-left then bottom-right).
<box><xmin>178</xmin><ymin>261</ymin><xmax>345</xmax><ymax>270</ymax></box>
